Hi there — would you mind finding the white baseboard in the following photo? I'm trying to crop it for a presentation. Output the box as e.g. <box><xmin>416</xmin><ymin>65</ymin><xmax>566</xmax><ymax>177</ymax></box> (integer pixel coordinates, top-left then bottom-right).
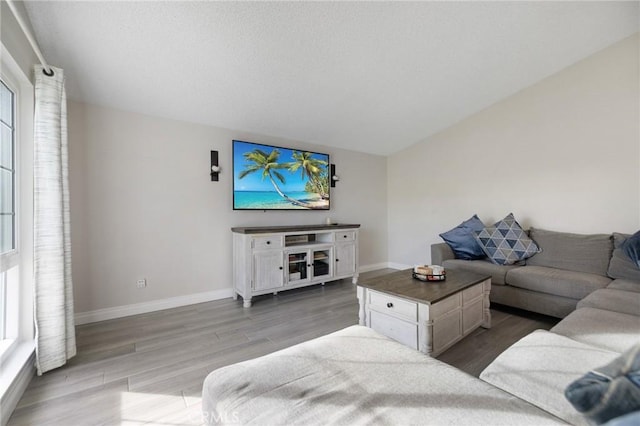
<box><xmin>387</xmin><ymin>262</ymin><xmax>412</xmax><ymax>270</ymax></box>
<box><xmin>75</xmin><ymin>263</ymin><xmax>405</xmax><ymax>325</ymax></box>
<box><xmin>74</xmin><ymin>288</ymin><xmax>234</xmax><ymax>325</ymax></box>
<box><xmin>359</xmin><ymin>262</ymin><xmax>392</xmax><ymax>273</ymax></box>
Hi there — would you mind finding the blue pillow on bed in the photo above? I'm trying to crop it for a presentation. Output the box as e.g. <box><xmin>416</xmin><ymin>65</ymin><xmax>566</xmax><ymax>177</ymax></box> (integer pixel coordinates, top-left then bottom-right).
<box><xmin>622</xmin><ymin>231</ymin><xmax>640</xmax><ymax>268</ymax></box>
<box><xmin>439</xmin><ymin>215</ymin><xmax>486</xmax><ymax>260</ymax></box>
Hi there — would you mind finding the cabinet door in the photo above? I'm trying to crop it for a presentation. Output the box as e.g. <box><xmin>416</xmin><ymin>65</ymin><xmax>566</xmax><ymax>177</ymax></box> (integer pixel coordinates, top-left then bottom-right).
<box><xmin>286</xmin><ymin>249</ymin><xmax>310</xmax><ymax>283</ymax></box>
<box><xmin>311</xmin><ymin>247</ymin><xmax>332</xmax><ymax>280</ymax></box>
<box><xmin>253</xmin><ymin>251</ymin><xmax>284</xmax><ymax>291</ymax></box>
<box><xmin>335</xmin><ymin>243</ymin><xmax>356</xmax><ymax>277</ymax></box>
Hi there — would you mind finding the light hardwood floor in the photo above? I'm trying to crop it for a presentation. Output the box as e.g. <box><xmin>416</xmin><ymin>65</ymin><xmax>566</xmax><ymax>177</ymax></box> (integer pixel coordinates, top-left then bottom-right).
<box><xmin>9</xmin><ymin>270</ymin><xmax>558</xmax><ymax>425</ymax></box>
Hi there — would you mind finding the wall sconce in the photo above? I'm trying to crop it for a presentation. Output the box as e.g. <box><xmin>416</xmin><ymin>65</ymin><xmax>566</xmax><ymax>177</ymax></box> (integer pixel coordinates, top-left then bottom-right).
<box><xmin>330</xmin><ymin>164</ymin><xmax>339</xmax><ymax>187</ymax></box>
<box><xmin>211</xmin><ymin>150</ymin><xmax>220</xmax><ymax>181</ymax></box>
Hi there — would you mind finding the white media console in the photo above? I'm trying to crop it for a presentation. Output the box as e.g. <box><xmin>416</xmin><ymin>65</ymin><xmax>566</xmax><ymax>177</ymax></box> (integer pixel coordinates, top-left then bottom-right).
<box><xmin>232</xmin><ymin>224</ymin><xmax>360</xmax><ymax>307</ymax></box>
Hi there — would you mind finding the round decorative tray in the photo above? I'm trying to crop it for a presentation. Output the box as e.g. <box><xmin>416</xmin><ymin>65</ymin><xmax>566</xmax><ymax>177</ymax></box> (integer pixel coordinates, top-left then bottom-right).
<box><xmin>412</xmin><ymin>271</ymin><xmax>446</xmax><ymax>282</ymax></box>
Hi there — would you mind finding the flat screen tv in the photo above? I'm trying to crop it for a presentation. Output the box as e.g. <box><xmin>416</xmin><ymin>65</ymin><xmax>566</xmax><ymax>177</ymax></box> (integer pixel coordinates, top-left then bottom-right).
<box><xmin>233</xmin><ymin>140</ymin><xmax>330</xmax><ymax>210</ymax></box>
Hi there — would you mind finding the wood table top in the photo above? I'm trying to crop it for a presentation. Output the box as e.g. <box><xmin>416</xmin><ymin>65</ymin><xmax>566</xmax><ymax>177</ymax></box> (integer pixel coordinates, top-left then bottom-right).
<box><xmin>231</xmin><ymin>224</ymin><xmax>360</xmax><ymax>234</ymax></box>
<box><xmin>358</xmin><ymin>269</ymin><xmax>491</xmax><ymax>304</ymax></box>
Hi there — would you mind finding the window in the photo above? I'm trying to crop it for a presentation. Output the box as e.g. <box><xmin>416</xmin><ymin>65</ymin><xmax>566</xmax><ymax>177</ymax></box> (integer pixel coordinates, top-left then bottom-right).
<box><xmin>0</xmin><ymin>43</ymin><xmax>34</xmax><ymax>364</ymax></box>
<box><xmin>0</xmin><ymin>43</ymin><xmax>34</xmax><ymax>410</ymax></box>
<box><xmin>1</xmin><ymin>80</ymin><xmax>16</xmax><ymax>253</ymax></box>
<box><xmin>0</xmin><ymin>79</ymin><xmax>16</xmax><ymax>342</ymax></box>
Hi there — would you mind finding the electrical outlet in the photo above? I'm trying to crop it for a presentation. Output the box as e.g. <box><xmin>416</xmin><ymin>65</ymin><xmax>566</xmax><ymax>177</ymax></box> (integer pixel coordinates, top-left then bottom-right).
<box><xmin>136</xmin><ymin>279</ymin><xmax>147</xmax><ymax>288</ymax></box>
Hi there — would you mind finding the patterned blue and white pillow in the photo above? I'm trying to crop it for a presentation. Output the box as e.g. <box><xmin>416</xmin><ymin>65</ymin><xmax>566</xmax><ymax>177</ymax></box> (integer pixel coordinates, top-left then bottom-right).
<box><xmin>473</xmin><ymin>213</ymin><xmax>540</xmax><ymax>265</ymax></box>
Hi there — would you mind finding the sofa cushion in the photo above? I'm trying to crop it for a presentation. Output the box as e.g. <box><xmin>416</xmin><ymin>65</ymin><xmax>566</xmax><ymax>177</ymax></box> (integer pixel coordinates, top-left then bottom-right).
<box><xmin>565</xmin><ymin>343</ymin><xmax>640</xmax><ymax>425</ymax></box>
<box><xmin>551</xmin><ymin>307</ymin><xmax>640</xmax><ymax>353</ymax></box>
<box><xmin>608</xmin><ymin>233</ymin><xmax>640</xmax><ymax>282</ymax></box>
<box><xmin>506</xmin><ymin>266</ymin><xmax>611</xmax><ymax>300</ymax></box>
<box><xmin>608</xmin><ymin>279</ymin><xmax>640</xmax><ymax>293</ymax></box>
<box><xmin>202</xmin><ymin>325</ymin><xmax>564</xmax><ymax>425</ymax></box>
<box><xmin>473</xmin><ymin>213</ymin><xmax>540</xmax><ymax>265</ymax></box>
<box><xmin>527</xmin><ymin>228</ymin><xmax>613</xmax><ymax>276</ymax></box>
<box><xmin>480</xmin><ymin>329</ymin><xmax>619</xmax><ymax>425</ymax></box>
<box><xmin>439</xmin><ymin>215</ymin><xmax>487</xmax><ymax>260</ymax></box>
<box><xmin>577</xmin><ymin>289</ymin><xmax>640</xmax><ymax>317</ymax></box>
<box><xmin>490</xmin><ymin>285</ymin><xmax>577</xmax><ymax>318</ymax></box>
<box><xmin>443</xmin><ymin>259</ymin><xmax>519</xmax><ymax>285</ymax></box>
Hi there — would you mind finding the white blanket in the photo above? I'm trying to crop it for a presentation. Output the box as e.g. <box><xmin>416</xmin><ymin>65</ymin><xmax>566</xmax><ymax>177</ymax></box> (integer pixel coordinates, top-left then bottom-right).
<box><xmin>202</xmin><ymin>326</ymin><xmax>564</xmax><ymax>425</ymax></box>
<box><xmin>481</xmin><ymin>329</ymin><xmax>619</xmax><ymax>425</ymax></box>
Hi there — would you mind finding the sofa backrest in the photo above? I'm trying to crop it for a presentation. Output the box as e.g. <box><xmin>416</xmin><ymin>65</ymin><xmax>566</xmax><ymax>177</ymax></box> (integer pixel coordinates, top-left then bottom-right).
<box><xmin>608</xmin><ymin>233</ymin><xmax>640</xmax><ymax>281</ymax></box>
<box><xmin>526</xmin><ymin>228</ymin><xmax>613</xmax><ymax>276</ymax></box>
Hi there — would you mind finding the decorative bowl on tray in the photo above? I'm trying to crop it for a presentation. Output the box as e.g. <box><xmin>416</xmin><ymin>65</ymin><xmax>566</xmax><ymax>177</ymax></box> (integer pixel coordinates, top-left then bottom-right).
<box><xmin>412</xmin><ymin>265</ymin><xmax>446</xmax><ymax>282</ymax></box>
<box><xmin>412</xmin><ymin>271</ymin><xmax>446</xmax><ymax>281</ymax></box>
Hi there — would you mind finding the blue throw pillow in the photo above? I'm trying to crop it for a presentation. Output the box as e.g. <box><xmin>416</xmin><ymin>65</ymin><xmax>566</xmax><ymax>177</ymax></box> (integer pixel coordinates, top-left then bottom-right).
<box><xmin>473</xmin><ymin>213</ymin><xmax>540</xmax><ymax>265</ymax></box>
<box><xmin>622</xmin><ymin>231</ymin><xmax>640</xmax><ymax>268</ymax></box>
<box><xmin>439</xmin><ymin>215</ymin><xmax>486</xmax><ymax>260</ymax></box>
<box><xmin>565</xmin><ymin>344</ymin><xmax>640</xmax><ymax>425</ymax></box>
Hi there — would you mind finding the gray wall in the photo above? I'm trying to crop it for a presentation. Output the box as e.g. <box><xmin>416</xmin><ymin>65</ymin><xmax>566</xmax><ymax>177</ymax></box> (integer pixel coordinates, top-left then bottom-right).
<box><xmin>53</xmin><ymin>31</ymin><xmax>640</xmax><ymax>316</ymax></box>
<box><xmin>68</xmin><ymin>101</ymin><xmax>388</xmax><ymax>314</ymax></box>
<box><xmin>387</xmin><ymin>34</ymin><xmax>640</xmax><ymax>267</ymax></box>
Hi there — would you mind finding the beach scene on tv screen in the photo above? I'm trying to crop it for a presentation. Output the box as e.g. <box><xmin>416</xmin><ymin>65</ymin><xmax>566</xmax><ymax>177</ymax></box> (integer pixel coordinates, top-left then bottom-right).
<box><xmin>233</xmin><ymin>141</ymin><xmax>330</xmax><ymax>210</ymax></box>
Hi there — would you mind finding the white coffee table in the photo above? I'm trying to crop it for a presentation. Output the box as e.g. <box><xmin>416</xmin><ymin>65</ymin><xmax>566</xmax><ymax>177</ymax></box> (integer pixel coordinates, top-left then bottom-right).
<box><xmin>357</xmin><ymin>269</ymin><xmax>491</xmax><ymax>356</ymax></box>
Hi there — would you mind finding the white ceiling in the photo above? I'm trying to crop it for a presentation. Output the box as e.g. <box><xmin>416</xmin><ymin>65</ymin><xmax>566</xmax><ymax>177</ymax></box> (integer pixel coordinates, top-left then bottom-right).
<box><xmin>24</xmin><ymin>1</ymin><xmax>639</xmax><ymax>156</ymax></box>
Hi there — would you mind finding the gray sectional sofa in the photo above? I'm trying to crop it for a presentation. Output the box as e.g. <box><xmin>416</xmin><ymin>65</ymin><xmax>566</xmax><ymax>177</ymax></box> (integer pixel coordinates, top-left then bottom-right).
<box><xmin>201</xmin><ymin>229</ymin><xmax>640</xmax><ymax>425</ymax></box>
<box><xmin>432</xmin><ymin>228</ymin><xmax>640</xmax><ymax>318</ymax></box>
<box><xmin>479</xmin><ymin>288</ymin><xmax>640</xmax><ymax>425</ymax></box>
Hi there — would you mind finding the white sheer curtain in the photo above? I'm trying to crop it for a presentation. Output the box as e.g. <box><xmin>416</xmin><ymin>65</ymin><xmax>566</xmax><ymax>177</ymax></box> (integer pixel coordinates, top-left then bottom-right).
<box><xmin>33</xmin><ymin>65</ymin><xmax>76</xmax><ymax>375</ymax></box>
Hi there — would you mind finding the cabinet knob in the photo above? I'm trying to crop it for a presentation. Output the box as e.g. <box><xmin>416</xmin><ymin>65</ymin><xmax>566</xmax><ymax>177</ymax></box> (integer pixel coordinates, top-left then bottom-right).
<box><xmin>386</xmin><ymin>302</ymin><xmax>393</xmax><ymax>308</ymax></box>
<box><xmin>279</xmin><ymin>266</ymin><xmax>283</xmax><ymax>270</ymax></box>
<box><xmin>336</xmin><ymin>259</ymin><xmax>339</xmax><ymax>262</ymax></box>
<box><xmin>307</xmin><ymin>264</ymin><xmax>312</xmax><ymax>268</ymax></box>
<box><xmin>343</xmin><ymin>235</ymin><xmax>347</xmax><ymax>238</ymax></box>
<box><xmin>266</xmin><ymin>241</ymin><xmax>271</xmax><ymax>245</ymax></box>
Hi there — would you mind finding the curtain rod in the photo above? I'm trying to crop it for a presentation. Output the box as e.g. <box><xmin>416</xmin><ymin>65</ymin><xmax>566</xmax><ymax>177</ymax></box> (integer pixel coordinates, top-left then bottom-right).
<box><xmin>5</xmin><ymin>0</ymin><xmax>54</xmax><ymax>76</ymax></box>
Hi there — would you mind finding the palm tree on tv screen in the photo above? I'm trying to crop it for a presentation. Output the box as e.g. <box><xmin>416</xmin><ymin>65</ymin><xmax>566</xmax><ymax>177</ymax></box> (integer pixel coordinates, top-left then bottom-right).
<box><xmin>238</xmin><ymin>148</ymin><xmax>313</xmax><ymax>208</ymax></box>
<box><xmin>289</xmin><ymin>151</ymin><xmax>329</xmax><ymax>200</ymax></box>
